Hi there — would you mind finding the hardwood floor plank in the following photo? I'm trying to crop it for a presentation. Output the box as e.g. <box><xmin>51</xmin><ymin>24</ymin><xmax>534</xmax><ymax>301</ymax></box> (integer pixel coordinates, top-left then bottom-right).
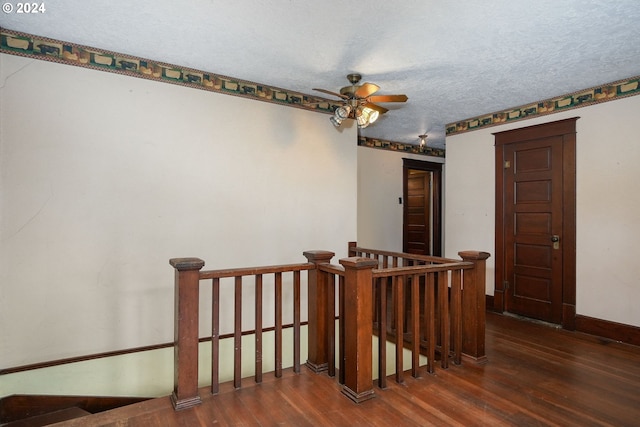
<box><xmin>47</xmin><ymin>312</ymin><xmax>640</xmax><ymax>427</ymax></box>
<box><xmin>197</xmin><ymin>392</ymin><xmax>260</xmax><ymax>426</ymax></box>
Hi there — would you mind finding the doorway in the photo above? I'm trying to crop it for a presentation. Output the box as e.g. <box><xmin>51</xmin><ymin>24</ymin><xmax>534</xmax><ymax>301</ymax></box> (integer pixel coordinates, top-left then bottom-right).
<box><xmin>402</xmin><ymin>158</ymin><xmax>442</xmax><ymax>256</ymax></box>
<box><xmin>494</xmin><ymin>118</ymin><xmax>577</xmax><ymax>328</ymax></box>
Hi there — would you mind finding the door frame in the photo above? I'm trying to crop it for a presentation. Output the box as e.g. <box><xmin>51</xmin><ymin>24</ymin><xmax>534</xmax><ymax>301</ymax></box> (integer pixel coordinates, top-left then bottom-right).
<box><xmin>402</xmin><ymin>158</ymin><xmax>443</xmax><ymax>256</ymax></box>
<box><xmin>494</xmin><ymin>117</ymin><xmax>578</xmax><ymax>330</ymax></box>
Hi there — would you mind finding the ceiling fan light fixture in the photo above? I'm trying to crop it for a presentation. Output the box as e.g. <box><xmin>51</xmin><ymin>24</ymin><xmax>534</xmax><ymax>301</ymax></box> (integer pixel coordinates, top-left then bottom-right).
<box><xmin>354</xmin><ymin>107</ymin><xmax>367</xmax><ymax>128</ymax></box>
<box><xmin>366</xmin><ymin>108</ymin><xmax>379</xmax><ymax>124</ymax></box>
<box><xmin>354</xmin><ymin>106</ymin><xmax>380</xmax><ymax>129</ymax></box>
<box><xmin>335</xmin><ymin>105</ymin><xmax>352</xmax><ymax>120</ymax></box>
<box><xmin>330</xmin><ymin>104</ymin><xmax>352</xmax><ymax>127</ymax></box>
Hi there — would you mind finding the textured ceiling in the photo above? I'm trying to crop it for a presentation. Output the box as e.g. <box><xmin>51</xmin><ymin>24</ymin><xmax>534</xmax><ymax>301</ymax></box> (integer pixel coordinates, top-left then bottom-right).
<box><xmin>2</xmin><ymin>0</ymin><xmax>640</xmax><ymax>148</ymax></box>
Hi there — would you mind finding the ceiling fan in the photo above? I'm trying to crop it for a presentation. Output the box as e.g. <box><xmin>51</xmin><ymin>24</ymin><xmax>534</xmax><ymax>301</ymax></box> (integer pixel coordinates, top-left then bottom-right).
<box><xmin>312</xmin><ymin>73</ymin><xmax>408</xmax><ymax>129</ymax></box>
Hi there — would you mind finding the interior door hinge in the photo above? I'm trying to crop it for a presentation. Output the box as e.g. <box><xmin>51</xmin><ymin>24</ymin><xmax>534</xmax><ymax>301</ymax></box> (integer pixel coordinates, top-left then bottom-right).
<box><xmin>503</xmin><ymin>280</ymin><xmax>510</xmax><ymax>290</ymax></box>
<box><xmin>504</xmin><ymin>160</ymin><xmax>511</xmax><ymax>169</ymax></box>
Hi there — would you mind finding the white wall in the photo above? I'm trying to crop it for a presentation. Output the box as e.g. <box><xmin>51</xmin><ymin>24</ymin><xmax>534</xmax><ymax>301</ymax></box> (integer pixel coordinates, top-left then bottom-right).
<box><xmin>357</xmin><ymin>147</ymin><xmax>444</xmax><ymax>251</ymax></box>
<box><xmin>0</xmin><ymin>53</ymin><xmax>357</xmax><ymax>370</ymax></box>
<box><xmin>445</xmin><ymin>95</ymin><xmax>640</xmax><ymax>327</ymax></box>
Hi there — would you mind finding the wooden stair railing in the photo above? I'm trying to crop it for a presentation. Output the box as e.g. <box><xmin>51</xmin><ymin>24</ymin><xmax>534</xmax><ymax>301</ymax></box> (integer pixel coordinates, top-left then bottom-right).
<box><xmin>371</xmin><ymin>262</ymin><xmax>469</xmax><ymax>388</ymax></box>
<box><xmin>170</xmin><ymin>245</ymin><xmax>489</xmax><ymax>409</ymax></box>
<box><xmin>349</xmin><ymin>243</ymin><xmax>491</xmax><ymax>361</ymax></box>
<box><xmin>312</xmin><ymin>247</ymin><xmax>489</xmax><ymax>403</ymax></box>
<box><xmin>169</xmin><ymin>255</ymin><xmax>319</xmax><ymax>410</ymax></box>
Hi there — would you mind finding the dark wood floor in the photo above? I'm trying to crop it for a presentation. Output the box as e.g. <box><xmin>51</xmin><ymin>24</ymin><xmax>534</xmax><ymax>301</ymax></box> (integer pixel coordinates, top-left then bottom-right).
<box><xmin>50</xmin><ymin>312</ymin><xmax>640</xmax><ymax>426</ymax></box>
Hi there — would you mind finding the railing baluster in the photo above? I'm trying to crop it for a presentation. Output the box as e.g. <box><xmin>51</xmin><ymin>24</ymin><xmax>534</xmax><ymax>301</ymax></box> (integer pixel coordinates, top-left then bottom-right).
<box><xmin>338</xmin><ymin>274</ymin><xmax>345</xmax><ymax>384</ymax></box>
<box><xmin>390</xmin><ymin>256</ymin><xmax>399</xmax><ymax>331</ymax></box>
<box><xmin>394</xmin><ymin>275</ymin><xmax>404</xmax><ymax>384</ymax></box>
<box><xmin>411</xmin><ymin>273</ymin><xmax>420</xmax><ymax>378</ymax></box>
<box><xmin>451</xmin><ymin>269</ymin><xmax>462</xmax><ymax>365</ymax></box>
<box><xmin>212</xmin><ymin>278</ymin><xmax>220</xmax><ymax>394</ymax></box>
<box><xmin>438</xmin><ymin>271</ymin><xmax>450</xmax><ymax>369</ymax></box>
<box><xmin>234</xmin><ymin>276</ymin><xmax>242</xmax><ymax>388</ymax></box>
<box><xmin>378</xmin><ymin>277</ymin><xmax>387</xmax><ymax>388</ymax></box>
<box><xmin>293</xmin><ymin>270</ymin><xmax>301</xmax><ymax>373</ymax></box>
<box><xmin>275</xmin><ymin>272</ymin><xmax>283</xmax><ymax>378</ymax></box>
<box><xmin>327</xmin><ymin>272</ymin><xmax>336</xmax><ymax>377</ymax></box>
<box><xmin>255</xmin><ymin>274</ymin><xmax>263</xmax><ymax>383</ymax></box>
<box><xmin>426</xmin><ymin>272</ymin><xmax>436</xmax><ymax>374</ymax></box>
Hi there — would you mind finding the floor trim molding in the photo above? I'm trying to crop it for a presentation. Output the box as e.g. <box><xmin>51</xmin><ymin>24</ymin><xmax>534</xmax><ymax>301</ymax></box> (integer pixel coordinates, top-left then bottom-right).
<box><xmin>575</xmin><ymin>315</ymin><xmax>640</xmax><ymax>347</ymax></box>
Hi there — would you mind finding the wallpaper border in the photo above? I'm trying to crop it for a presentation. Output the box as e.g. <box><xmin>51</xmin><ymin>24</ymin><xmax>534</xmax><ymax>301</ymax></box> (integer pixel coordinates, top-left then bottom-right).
<box><xmin>445</xmin><ymin>75</ymin><xmax>640</xmax><ymax>136</ymax></box>
<box><xmin>0</xmin><ymin>28</ymin><xmax>343</xmax><ymax>116</ymax></box>
<box><xmin>358</xmin><ymin>136</ymin><xmax>445</xmax><ymax>158</ymax></box>
<box><xmin>3</xmin><ymin>28</ymin><xmax>635</xmax><ymax>156</ymax></box>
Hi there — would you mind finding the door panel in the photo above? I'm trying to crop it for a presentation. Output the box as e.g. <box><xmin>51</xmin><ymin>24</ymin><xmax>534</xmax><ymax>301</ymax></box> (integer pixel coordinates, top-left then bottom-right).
<box><xmin>504</xmin><ymin>137</ymin><xmax>563</xmax><ymax>323</ymax></box>
<box><xmin>515</xmin><ymin>212</ymin><xmax>551</xmax><ymax>234</ymax></box>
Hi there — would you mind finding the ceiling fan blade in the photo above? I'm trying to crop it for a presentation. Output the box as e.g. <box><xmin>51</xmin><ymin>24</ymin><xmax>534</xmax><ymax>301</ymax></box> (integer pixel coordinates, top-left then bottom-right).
<box><xmin>313</xmin><ymin>88</ymin><xmax>349</xmax><ymax>99</ymax></box>
<box><xmin>354</xmin><ymin>82</ymin><xmax>380</xmax><ymax>98</ymax></box>
<box><xmin>363</xmin><ymin>102</ymin><xmax>388</xmax><ymax>114</ymax></box>
<box><xmin>367</xmin><ymin>94</ymin><xmax>408</xmax><ymax>103</ymax></box>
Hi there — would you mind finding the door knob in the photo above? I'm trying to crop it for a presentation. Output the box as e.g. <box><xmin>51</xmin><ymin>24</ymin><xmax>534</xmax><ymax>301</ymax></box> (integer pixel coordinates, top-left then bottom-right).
<box><xmin>551</xmin><ymin>235</ymin><xmax>560</xmax><ymax>249</ymax></box>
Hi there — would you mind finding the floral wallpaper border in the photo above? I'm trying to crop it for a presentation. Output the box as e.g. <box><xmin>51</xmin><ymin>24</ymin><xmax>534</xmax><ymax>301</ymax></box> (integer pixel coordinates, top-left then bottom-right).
<box><xmin>446</xmin><ymin>75</ymin><xmax>640</xmax><ymax>136</ymax></box>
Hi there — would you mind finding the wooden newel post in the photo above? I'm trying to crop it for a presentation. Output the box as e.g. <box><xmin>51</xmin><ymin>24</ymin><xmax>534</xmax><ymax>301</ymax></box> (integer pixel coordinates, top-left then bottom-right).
<box><xmin>458</xmin><ymin>251</ymin><xmax>491</xmax><ymax>363</ymax></box>
<box><xmin>303</xmin><ymin>250</ymin><xmax>335</xmax><ymax>373</ymax></box>
<box><xmin>340</xmin><ymin>256</ymin><xmax>378</xmax><ymax>403</ymax></box>
<box><xmin>169</xmin><ymin>257</ymin><xmax>205</xmax><ymax>410</ymax></box>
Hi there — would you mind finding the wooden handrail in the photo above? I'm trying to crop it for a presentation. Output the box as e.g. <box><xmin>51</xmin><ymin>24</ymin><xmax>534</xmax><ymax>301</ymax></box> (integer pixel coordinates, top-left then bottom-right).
<box><xmin>349</xmin><ymin>244</ymin><xmax>462</xmax><ymax>264</ymax></box>
<box><xmin>372</xmin><ymin>262</ymin><xmax>473</xmax><ymax>277</ymax></box>
<box><xmin>199</xmin><ymin>262</ymin><xmax>314</xmax><ymax>279</ymax></box>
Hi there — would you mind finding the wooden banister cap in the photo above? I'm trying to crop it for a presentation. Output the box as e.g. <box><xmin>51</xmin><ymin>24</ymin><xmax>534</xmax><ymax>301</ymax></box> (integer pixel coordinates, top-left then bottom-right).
<box><xmin>339</xmin><ymin>257</ymin><xmax>379</xmax><ymax>269</ymax></box>
<box><xmin>303</xmin><ymin>250</ymin><xmax>335</xmax><ymax>262</ymax></box>
<box><xmin>169</xmin><ymin>258</ymin><xmax>205</xmax><ymax>270</ymax></box>
<box><xmin>458</xmin><ymin>251</ymin><xmax>491</xmax><ymax>261</ymax></box>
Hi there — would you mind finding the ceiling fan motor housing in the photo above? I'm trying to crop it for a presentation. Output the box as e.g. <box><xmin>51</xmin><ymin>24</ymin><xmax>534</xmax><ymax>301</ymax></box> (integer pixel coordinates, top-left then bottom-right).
<box><xmin>340</xmin><ymin>73</ymin><xmax>363</xmax><ymax>97</ymax></box>
<box><xmin>347</xmin><ymin>73</ymin><xmax>362</xmax><ymax>85</ymax></box>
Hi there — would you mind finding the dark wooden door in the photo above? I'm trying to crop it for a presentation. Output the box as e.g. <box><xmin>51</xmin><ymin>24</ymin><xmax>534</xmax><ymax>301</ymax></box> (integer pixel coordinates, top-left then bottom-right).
<box><xmin>504</xmin><ymin>138</ymin><xmax>563</xmax><ymax>322</ymax></box>
<box><xmin>403</xmin><ymin>159</ymin><xmax>442</xmax><ymax>256</ymax></box>
<box><xmin>495</xmin><ymin>118</ymin><xmax>577</xmax><ymax>327</ymax></box>
<box><xmin>405</xmin><ymin>170</ymin><xmax>431</xmax><ymax>255</ymax></box>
